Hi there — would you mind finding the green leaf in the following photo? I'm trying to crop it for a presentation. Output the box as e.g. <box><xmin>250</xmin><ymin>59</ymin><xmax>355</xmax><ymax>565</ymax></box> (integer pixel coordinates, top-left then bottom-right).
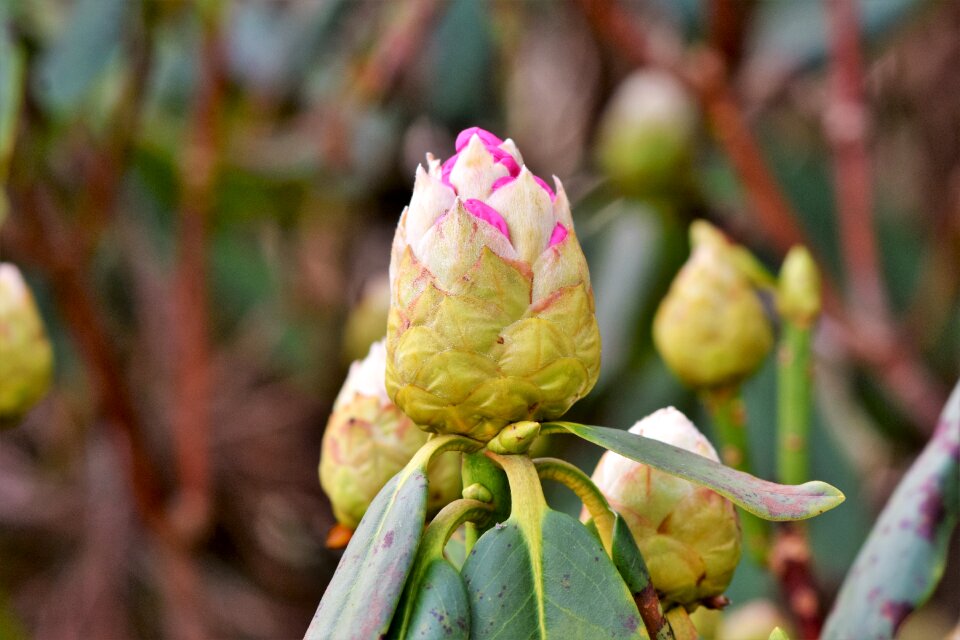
<box><xmin>0</xmin><ymin>10</ymin><xmax>23</xmax><ymax>185</ymax></box>
<box><xmin>610</xmin><ymin>515</ymin><xmax>674</xmax><ymax>640</ymax></box>
<box><xmin>395</xmin><ymin>559</ymin><xmax>470</xmax><ymax>640</ymax></box>
<box><xmin>32</xmin><ymin>0</ymin><xmax>127</xmax><ymax>115</ymax></box>
<box><xmin>306</xmin><ymin>436</ymin><xmax>480</xmax><ymax>640</ymax></box>
<box><xmin>822</xmin><ymin>383</ymin><xmax>960</xmax><ymax>639</ymax></box>
<box><xmin>461</xmin><ymin>454</ymin><xmax>647</xmax><ymax>639</ymax></box>
<box><xmin>545</xmin><ymin>422</ymin><xmax>844</xmax><ymax>521</ymax></box>
<box><xmin>389</xmin><ymin>500</ymin><xmax>491</xmax><ymax>640</ymax></box>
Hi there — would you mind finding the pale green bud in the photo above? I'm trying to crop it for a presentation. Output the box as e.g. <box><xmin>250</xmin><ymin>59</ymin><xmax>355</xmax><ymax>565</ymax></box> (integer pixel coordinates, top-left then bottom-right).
<box><xmin>386</xmin><ymin>129</ymin><xmax>600</xmax><ymax>442</ymax></box>
<box><xmin>595</xmin><ymin>70</ymin><xmax>697</xmax><ymax>199</ymax></box>
<box><xmin>589</xmin><ymin>408</ymin><xmax>741</xmax><ymax>608</ymax></box>
<box><xmin>319</xmin><ymin>340</ymin><xmax>461</xmax><ymax>529</ymax></box>
<box><xmin>0</xmin><ymin>264</ymin><xmax>53</xmax><ymax>428</ymax></box>
<box><xmin>342</xmin><ymin>274</ymin><xmax>390</xmax><ymax>363</ymax></box>
<box><xmin>654</xmin><ymin>221</ymin><xmax>773</xmax><ymax>389</ymax></box>
<box><xmin>718</xmin><ymin>600</ymin><xmax>793</xmax><ymax>640</ymax></box>
<box><xmin>777</xmin><ymin>246</ymin><xmax>821</xmax><ymax>327</ymax></box>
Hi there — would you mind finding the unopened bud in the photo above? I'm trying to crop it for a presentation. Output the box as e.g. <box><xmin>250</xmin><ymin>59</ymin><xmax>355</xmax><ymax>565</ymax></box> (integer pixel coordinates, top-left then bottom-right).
<box><xmin>0</xmin><ymin>264</ymin><xmax>53</xmax><ymax>428</ymax></box>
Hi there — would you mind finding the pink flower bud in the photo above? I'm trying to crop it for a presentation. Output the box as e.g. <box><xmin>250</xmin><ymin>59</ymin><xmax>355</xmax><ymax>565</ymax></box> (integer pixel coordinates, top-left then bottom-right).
<box><xmin>548</xmin><ymin>223</ymin><xmax>568</xmax><ymax>247</ymax></box>
<box><xmin>455</xmin><ymin>127</ymin><xmax>503</xmax><ymax>151</ymax></box>
<box><xmin>463</xmin><ymin>198</ymin><xmax>510</xmax><ymax>239</ymax></box>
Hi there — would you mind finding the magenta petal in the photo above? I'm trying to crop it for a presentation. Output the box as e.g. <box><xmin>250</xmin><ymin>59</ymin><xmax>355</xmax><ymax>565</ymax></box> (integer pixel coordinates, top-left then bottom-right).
<box><xmin>441</xmin><ymin>154</ymin><xmax>458</xmax><ymax>187</ymax></box>
<box><xmin>533</xmin><ymin>175</ymin><xmax>556</xmax><ymax>201</ymax></box>
<box><xmin>498</xmin><ymin>156</ymin><xmax>521</xmax><ymax>177</ymax></box>
<box><xmin>455</xmin><ymin>127</ymin><xmax>503</xmax><ymax>151</ymax></box>
<box><xmin>490</xmin><ymin>175</ymin><xmax>516</xmax><ymax>192</ymax></box>
<box><xmin>548</xmin><ymin>223</ymin><xmax>568</xmax><ymax>247</ymax></box>
<box><xmin>464</xmin><ymin>199</ymin><xmax>510</xmax><ymax>240</ymax></box>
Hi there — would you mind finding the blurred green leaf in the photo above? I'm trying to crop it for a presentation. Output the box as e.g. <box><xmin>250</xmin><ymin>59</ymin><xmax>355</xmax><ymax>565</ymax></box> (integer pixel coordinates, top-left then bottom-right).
<box><xmin>0</xmin><ymin>11</ymin><xmax>23</xmax><ymax>183</ymax></box>
<box><xmin>425</xmin><ymin>0</ymin><xmax>496</xmax><ymax>126</ymax></box>
<box><xmin>32</xmin><ymin>0</ymin><xmax>127</xmax><ymax>115</ymax></box>
<box><xmin>749</xmin><ymin>0</ymin><xmax>925</xmax><ymax>74</ymax></box>
<box><xmin>822</xmin><ymin>382</ymin><xmax>960</xmax><ymax>639</ymax></box>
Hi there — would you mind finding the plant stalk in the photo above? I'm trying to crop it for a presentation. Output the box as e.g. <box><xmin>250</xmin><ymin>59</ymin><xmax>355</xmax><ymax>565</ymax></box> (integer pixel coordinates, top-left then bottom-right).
<box><xmin>702</xmin><ymin>385</ymin><xmax>770</xmax><ymax>563</ymax></box>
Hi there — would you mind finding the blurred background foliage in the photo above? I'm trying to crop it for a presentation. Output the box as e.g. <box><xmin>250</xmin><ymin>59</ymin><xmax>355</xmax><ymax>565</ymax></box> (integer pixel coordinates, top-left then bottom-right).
<box><xmin>0</xmin><ymin>0</ymin><xmax>957</xmax><ymax>638</ymax></box>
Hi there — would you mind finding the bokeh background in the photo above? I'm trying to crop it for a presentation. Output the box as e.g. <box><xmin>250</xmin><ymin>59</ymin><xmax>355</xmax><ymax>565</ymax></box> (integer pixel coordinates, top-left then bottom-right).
<box><xmin>0</xmin><ymin>0</ymin><xmax>958</xmax><ymax>638</ymax></box>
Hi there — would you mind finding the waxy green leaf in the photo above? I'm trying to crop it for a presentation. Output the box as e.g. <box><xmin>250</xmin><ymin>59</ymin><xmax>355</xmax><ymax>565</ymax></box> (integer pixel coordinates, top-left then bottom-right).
<box><xmin>392</xmin><ymin>559</ymin><xmax>471</xmax><ymax>640</ymax></box>
<box><xmin>822</xmin><ymin>383</ymin><xmax>960</xmax><ymax>639</ymax></box>
<box><xmin>461</xmin><ymin>454</ymin><xmax>647</xmax><ymax>640</ymax></box>
<box><xmin>545</xmin><ymin>422</ymin><xmax>844</xmax><ymax>521</ymax></box>
<box><xmin>462</xmin><ymin>513</ymin><xmax>648</xmax><ymax>640</ymax></box>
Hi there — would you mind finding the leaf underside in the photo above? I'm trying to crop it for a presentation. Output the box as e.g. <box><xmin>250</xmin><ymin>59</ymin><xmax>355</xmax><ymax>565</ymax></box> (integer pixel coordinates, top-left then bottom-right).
<box><xmin>822</xmin><ymin>384</ymin><xmax>960</xmax><ymax>639</ymax></box>
<box><xmin>306</xmin><ymin>469</ymin><xmax>429</xmax><ymax>640</ymax></box>
<box><xmin>549</xmin><ymin>422</ymin><xmax>845</xmax><ymax>521</ymax></box>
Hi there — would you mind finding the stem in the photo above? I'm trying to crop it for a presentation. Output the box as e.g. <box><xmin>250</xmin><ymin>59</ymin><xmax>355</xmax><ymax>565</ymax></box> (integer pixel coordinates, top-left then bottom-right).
<box><xmin>702</xmin><ymin>386</ymin><xmax>752</xmax><ymax>472</ymax></box>
<box><xmin>533</xmin><ymin>457</ymin><xmax>615</xmax><ymax>553</ymax></box>
<box><xmin>702</xmin><ymin>386</ymin><xmax>770</xmax><ymax>563</ymax></box>
<box><xmin>775</xmin><ymin>318</ymin><xmax>824</xmax><ymax>636</ymax></box>
<box><xmin>663</xmin><ymin>607</ymin><xmax>699</xmax><ymax>640</ymax></box>
<box><xmin>461</xmin><ymin>451</ymin><xmax>511</xmax><ymax>554</ymax></box>
<box><xmin>777</xmin><ymin>322</ymin><xmax>813</xmax><ymax>486</ymax></box>
<box><xmin>771</xmin><ymin>524</ymin><xmax>823</xmax><ymax>639</ymax></box>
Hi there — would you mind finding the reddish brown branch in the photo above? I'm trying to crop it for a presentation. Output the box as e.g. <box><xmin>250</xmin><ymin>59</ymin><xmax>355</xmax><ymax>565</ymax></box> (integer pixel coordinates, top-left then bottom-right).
<box><xmin>824</xmin><ymin>0</ymin><xmax>887</xmax><ymax>319</ymax></box>
<box><xmin>10</xmin><ymin>187</ymin><xmax>167</xmax><ymax>533</ymax></box>
<box><xmin>707</xmin><ymin>0</ymin><xmax>755</xmax><ymax>71</ymax></box>
<box><xmin>770</xmin><ymin>524</ymin><xmax>823</xmax><ymax>639</ymax></box>
<box><xmin>633</xmin><ymin>584</ymin><xmax>671</xmax><ymax>639</ymax></box>
<box><xmin>167</xmin><ymin>10</ymin><xmax>226</xmax><ymax>547</ymax></box>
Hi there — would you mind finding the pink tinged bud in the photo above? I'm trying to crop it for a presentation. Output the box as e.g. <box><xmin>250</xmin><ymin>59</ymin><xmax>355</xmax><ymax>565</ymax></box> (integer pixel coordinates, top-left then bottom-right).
<box><xmin>533</xmin><ymin>175</ymin><xmax>556</xmax><ymax>200</ymax></box>
<box><xmin>455</xmin><ymin>127</ymin><xmax>503</xmax><ymax>151</ymax></box>
<box><xmin>463</xmin><ymin>198</ymin><xmax>510</xmax><ymax>240</ymax></box>
<box><xmin>548</xmin><ymin>223</ymin><xmax>568</xmax><ymax>247</ymax></box>
<box><xmin>441</xmin><ymin>154</ymin><xmax>458</xmax><ymax>187</ymax></box>
<box><xmin>491</xmin><ymin>173</ymin><xmax>556</xmax><ymax>201</ymax></box>
<box><xmin>487</xmin><ymin>146</ymin><xmax>521</xmax><ymax>177</ymax></box>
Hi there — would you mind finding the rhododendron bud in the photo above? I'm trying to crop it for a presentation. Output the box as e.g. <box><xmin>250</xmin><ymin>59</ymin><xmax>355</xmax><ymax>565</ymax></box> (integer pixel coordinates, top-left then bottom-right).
<box><xmin>385</xmin><ymin>128</ymin><xmax>600</xmax><ymax>442</ymax></box>
<box><xmin>595</xmin><ymin>70</ymin><xmax>697</xmax><ymax>199</ymax></box>
<box><xmin>319</xmin><ymin>341</ymin><xmax>461</xmax><ymax>529</ymax></box>
<box><xmin>0</xmin><ymin>264</ymin><xmax>53</xmax><ymax>428</ymax></box>
<box><xmin>654</xmin><ymin>221</ymin><xmax>773</xmax><ymax>389</ymax></box>
<box><xmin>588</xmin><ymin>408</ymin><xmax>741</xmax><ymax>608</ymax></box>
<box><xmin>718</xmin><ymin>600</ymin><xmax>794</xmax><ymax>640</ymax></box>
<box><xmin>777</xmin><ymin>246</ymin><xmax>821</xmax><ymax>328</ymax></box>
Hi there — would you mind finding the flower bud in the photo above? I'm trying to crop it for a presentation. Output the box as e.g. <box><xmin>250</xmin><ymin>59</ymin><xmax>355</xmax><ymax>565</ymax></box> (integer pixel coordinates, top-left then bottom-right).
<box><xmin>777</xmin><ymin>246</ymin><xmax>821</xmax><ymax>327</ymax></box>
<box><xmin>717</xmin><ymin>600</ymin><xmax>793</xmax><ymax>640</ymax></box>
<box><xmin>0</xmin><ymin>264</ymin><xmax>53</xmax><ymax>428</ymax></box>
<box><xmin>385</xmin><ymin>128</ymin><xmax>600</xmax><ymax>442</ymax></box>
<box><xmin>588</xmin><ymin>408</ymin><xmax>741</xmax><ymax>608</ymax></box>
<box><xmin>342</xmin><ymin>274</ymin><xmax>390</xmax><ymax>362</ymax></box>
<box><xmin>654</xmin><ymin>221</ymin><xmax>773</xmax><ymax>389</ymax></box>
<box><xmin>595</xmin><ymin>70</ymin><xmax>697</xmax><ymax>199</ymax></box>
<box><xmin>319</xmin><ymin>340</ymin><xmax>461</xmax><ymax>529</ymax></box>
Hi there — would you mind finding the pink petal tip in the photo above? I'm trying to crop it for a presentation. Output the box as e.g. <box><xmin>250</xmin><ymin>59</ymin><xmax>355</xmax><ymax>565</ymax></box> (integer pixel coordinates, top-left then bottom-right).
<box><xmin>455</xmin><ymin>127</ymin><xmax>503</xmax><ymax>151</ymax></box>
<box><xmin>463</xmin><ymin>199</ymin><xmax>510</xmax><ymax>240</ymax></box>
<box><xmin>548</xmin><ymin>223</ymin><xmax>568</xmax><ymax>247</ymax></box>
<box><xmin>533</xmin><ymin>175</ymin><xmax>556</xmax><ymax>201</ymax></box>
